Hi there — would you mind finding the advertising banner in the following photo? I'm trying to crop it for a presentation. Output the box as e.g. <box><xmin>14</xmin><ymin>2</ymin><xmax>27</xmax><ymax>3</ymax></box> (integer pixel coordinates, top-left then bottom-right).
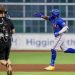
<box><xmin>11</xmin><ymin>33</ymin><xmax>75</xmax><ymax>50</ymax></box>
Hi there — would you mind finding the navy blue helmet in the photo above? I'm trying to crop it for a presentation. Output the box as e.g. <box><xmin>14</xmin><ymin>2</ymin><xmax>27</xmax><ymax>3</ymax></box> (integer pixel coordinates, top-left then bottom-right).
<box><xmin>51</xmin><ymin>9</ymin><xmax>60</xmax><ymax>17</ymax></box>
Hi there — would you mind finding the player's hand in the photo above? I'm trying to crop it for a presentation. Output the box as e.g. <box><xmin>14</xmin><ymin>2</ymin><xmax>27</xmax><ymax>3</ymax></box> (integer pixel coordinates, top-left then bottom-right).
<box><xmin>54</xmin><ymin>32</ymin><xmax>59</xmax><ymax>37</ymax></box>
<box><xmin>34</xmin><ymin>12</ymin><xmax>44</xmax><ymax>17</ymax></box>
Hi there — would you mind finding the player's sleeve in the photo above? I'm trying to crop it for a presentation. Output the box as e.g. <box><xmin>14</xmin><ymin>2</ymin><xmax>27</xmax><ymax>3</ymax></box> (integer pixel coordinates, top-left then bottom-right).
<box><xmin>48</xmin><ymin>16</ymin><xmax>54</xmax><ymax>22</ymax></box>
<box><xmin>58</xmin><ymin>19</ymin><xmax>67</xmax><ymax>27</ymax></box>
<box><xmin>60</xmin><ymin>22</ymin><xmax>67</xmax><ymax>27</ymax></box>
<box><xmin>48</xmin><ymin>16</ymin><xmax>53</xmax><ymax>21</ymax></box>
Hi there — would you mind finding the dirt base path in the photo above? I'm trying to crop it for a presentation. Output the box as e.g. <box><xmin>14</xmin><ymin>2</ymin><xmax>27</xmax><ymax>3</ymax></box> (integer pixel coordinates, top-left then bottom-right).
<box><xmin>0</xmin><ymin>64</ymin><xmax>75</xmax><ymax>72</ymax></box>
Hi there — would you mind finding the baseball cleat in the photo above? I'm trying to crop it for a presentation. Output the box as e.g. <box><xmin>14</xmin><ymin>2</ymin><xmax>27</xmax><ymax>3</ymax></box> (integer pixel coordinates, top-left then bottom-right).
<box><xmin>44</xmin><ymin>65</ymin><xmax>55</xmax><ymax>71</ymax></box>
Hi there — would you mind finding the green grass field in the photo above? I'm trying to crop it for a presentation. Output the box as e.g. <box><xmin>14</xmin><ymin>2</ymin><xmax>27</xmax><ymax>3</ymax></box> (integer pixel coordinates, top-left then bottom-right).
<box><xmin>0</xmin><ymin>51</ymin><xmax>75</xmax><ymax>75</ymax></box>
<box><xmin>1</xmin><ymin>72</ymin><xmax>75</xmax><ymax>75</ymax></box>
<box><xmin>11</xmin><ymin>52</ymin><xmax>75</xmax><ymax>64</ymax></box>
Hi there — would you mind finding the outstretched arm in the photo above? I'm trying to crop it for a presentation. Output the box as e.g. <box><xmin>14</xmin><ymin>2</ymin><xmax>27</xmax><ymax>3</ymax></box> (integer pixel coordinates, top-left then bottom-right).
<box><xmin>41</xmin><ymin>16</ymin><xmax>49</xmax><ymax>20</ymax></box>
<box><xmin>34</xmin><ymin>12</ymin><xmax>49</xmax><ymax>20</ymax></box>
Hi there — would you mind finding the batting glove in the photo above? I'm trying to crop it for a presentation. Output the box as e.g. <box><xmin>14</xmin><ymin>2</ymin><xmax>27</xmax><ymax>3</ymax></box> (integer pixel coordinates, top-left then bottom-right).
<box><xmin>34</xmin><ymin>12</ymin><xmax>44</xmax><ymax>17</ymax></box>
<box><xmin>54</xmin><ymin>32</ymin><xmax>59</xmax><ymax>37</ymax></box>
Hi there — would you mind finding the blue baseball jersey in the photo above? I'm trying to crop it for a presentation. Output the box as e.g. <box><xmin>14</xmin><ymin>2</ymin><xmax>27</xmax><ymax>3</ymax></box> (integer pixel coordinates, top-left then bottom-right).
<box><xmin>48</xmin><ymin>16</ymin><xmax>66</xmax><ymax>34</ymax></box>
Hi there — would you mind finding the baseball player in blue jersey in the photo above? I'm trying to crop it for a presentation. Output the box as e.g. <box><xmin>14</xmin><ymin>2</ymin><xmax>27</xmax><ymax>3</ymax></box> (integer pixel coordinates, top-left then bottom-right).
<box><xmin>34</xmin><ymin>9</ymin><xmax>75</xmax><ymax>71</ymax></box>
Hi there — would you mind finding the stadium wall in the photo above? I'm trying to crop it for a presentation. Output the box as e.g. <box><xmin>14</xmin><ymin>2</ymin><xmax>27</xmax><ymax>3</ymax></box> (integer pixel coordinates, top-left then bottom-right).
<box><xmin>11</xmin><ymin>33</ymin><xmax>75</xmax><ymax>50</ymax></box>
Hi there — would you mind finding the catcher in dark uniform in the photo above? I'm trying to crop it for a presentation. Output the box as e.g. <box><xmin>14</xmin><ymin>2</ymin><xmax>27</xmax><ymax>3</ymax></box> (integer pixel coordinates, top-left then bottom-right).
<box><xmin>0</xmin><ymin>5</ymin><xmax>15</xmax><ymax>75</ymax></box>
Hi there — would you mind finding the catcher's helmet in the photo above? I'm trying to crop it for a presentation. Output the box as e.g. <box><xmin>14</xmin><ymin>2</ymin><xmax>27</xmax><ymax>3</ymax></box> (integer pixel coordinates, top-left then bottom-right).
<box><xmin>51</xmin><ymin>9</ymin><xmax>60</xmax><ymax>17</ymax></box>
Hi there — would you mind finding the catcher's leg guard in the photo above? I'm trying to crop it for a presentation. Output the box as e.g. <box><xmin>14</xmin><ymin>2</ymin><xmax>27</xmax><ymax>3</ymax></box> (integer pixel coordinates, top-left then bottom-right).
<box><xmin>50</xmin><ymin>49</ymin><xmax>56</xmax><ymax>66</ymax></box>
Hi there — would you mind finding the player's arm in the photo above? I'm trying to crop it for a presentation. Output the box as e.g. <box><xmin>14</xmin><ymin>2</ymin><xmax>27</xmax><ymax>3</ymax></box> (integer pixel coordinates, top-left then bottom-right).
<box><xmin>9</xmin><ymin>19</ymin><xmax>16</xmax><ymax>34</ymax></box>
<box><xmin>58</xmin><ymin>21</ymin><xmax>68</xmax><ymax>35</ymax></box>
<box><xmin>11</xmin><ymin>24</ymin><xmax>15</xmax><ymax>34</ymax></box>
<box><xmin>58</xmin><ymin>25</ymin><xmax>68</xmax><ymax>34</ymax></box>
<box><xmin>41</xmin><ymin>16</ymin><xmax>49</xmax><ymax>20</ymax></box>
<box><xmin>55</xmin><ymin>22</ymin><xmax>68</xmax><ymax>37</ymax></box>
<box><xmin>34</xmin><ymin>12</ymin><xmax>49</xmax><ymax>20</ymax></box>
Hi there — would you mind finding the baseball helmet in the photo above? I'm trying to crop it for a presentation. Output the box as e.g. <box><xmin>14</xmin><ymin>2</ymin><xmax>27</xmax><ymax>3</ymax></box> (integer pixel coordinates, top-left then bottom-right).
<box><xmin>51</xmin><ymin>9</ymin><xmax>60</xmax><ymax>17</ymax></box>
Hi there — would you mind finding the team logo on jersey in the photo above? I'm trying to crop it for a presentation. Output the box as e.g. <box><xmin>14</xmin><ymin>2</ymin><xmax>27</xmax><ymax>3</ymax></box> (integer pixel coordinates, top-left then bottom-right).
<box><xmin>53</xmin><ymin>24</ymin><xmax>59</xmax><ymax>28</ymax></box>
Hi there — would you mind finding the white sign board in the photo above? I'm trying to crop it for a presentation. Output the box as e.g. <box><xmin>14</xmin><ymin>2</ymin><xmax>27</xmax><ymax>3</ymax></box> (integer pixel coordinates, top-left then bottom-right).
<box><xmin>11</xmin><ymin>33</ymin><xmax>75</xmax><ymax>50</ymax></box>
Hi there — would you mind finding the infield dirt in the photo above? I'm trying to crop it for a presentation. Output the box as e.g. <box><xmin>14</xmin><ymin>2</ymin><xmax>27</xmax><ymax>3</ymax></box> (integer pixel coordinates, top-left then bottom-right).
<box><xmin>0</xmin><ymin>64</ymin><xmax>75</xmax><ymax>72</ymax></box>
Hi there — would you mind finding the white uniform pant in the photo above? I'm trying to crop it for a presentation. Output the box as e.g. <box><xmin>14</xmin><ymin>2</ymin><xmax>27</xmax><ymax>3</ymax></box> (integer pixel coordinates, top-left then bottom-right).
<box><xmin>51</xmin><ymin>34</ymin><xmax>67</xmax><ymax>51</ymax></box>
